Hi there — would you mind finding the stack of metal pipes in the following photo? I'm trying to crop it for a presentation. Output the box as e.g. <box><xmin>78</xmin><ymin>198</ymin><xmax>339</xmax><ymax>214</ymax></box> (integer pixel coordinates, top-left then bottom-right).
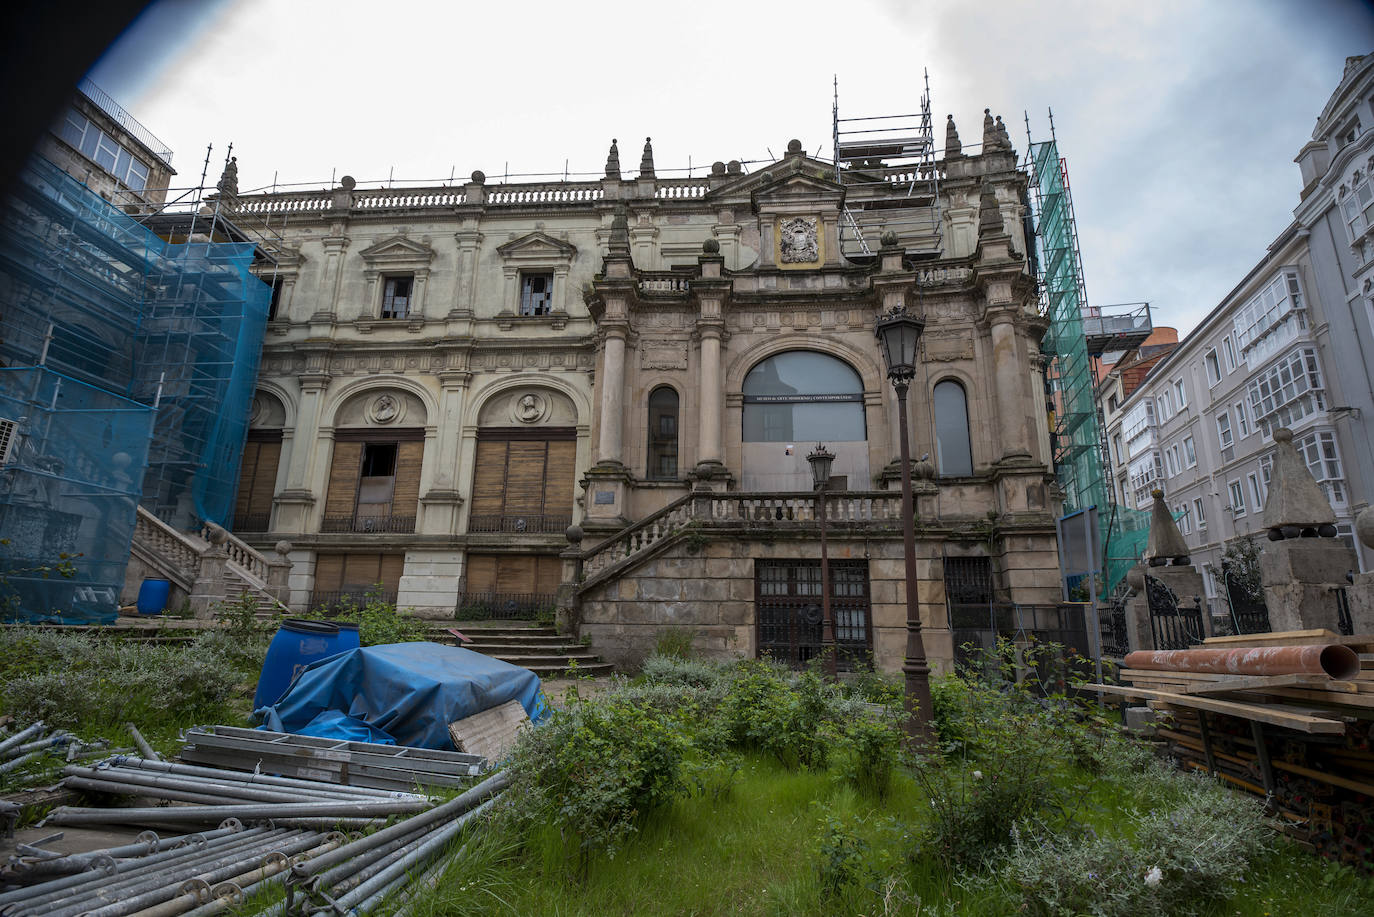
<box><xmin>277</xmin><ymin>770</ymin><xmax>512</xmax><ymax>917</ymax></box>
<box><xmin>0</xmin><ymin>723</ymin><xmax>125</xmax><ymax>786</ymax></box>
<box><xmin>0</xmin><ymin>820</ymin><xmax>345</xmax><ymax>917</ymax></box>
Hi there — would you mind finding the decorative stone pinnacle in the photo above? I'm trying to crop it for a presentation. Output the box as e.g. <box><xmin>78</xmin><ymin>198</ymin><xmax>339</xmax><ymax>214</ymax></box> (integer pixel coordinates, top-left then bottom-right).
<box><xmin>786</xmin><ymin>138</ymin><xmax>803</xmax><ymax>155</ymax></box>
<box><xmin>703</xmin><ymin>238</ymin><xmax>720</xmax><ymax>254</ymax></box>
<box><xmin>1145</xmin><ymin>488</ymin><xmax>1190</xmax><ymax>565</ymax></box>
<box><xmin>982</xmin><ymin>108</ymin><xmax>996</xmax><ymax>150</ymax></box>
<box><xmin>977</xmin><ymin>182</ymin><xmax>1002</xmax><ymax>239</ymax></box>
<box><xmin>639</xmin><ymin>137</ymin><xmax>655</xmax><ymax>179</ymax></box>
<box><xmin>605</xmin><ymin>138</ymin><xmax>620</xmax><ymax>179</ymax></box>
<box><xmin>994</xmin><ymin>115</ymin><xmax>1011</xmax><ymax>151</ymax></box>
<box><xmin>216</xmin><ymin>155</ymin><xmax>239</xmax><ymax>198</ymax></box>
<box><xmin>608</xmin><ymin>207</ymin><xmax>631</xmax><ymax>256</ymax></box>
<box><xmin>1262</xmin><ymin>426</ymin><xmax>1338</xmax><ymax>537</ymax></box>
<box><xmin>944</xmin><ymin>114</ymin><xmax>962</xmax><ymax>159</ymax></box>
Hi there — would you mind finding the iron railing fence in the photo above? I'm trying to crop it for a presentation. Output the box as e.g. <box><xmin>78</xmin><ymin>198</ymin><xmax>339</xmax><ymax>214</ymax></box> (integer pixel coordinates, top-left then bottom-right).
<box><xmin>320</xmin><ymin>513</ymin><xmax>416</xmax><ymax>534</ymax></box>
<box><xmin>466</xmin><ymin>514</ymin><xmax>571</xmax><ymax>535</ymax></box>
<box><xmin>454</xmin><ymin>590</ymin><xmax>557</xmax><ymax>621</ymax></box>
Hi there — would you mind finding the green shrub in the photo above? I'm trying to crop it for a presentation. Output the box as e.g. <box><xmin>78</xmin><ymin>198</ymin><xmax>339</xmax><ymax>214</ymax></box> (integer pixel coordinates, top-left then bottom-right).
<box><xmin>1006</xmin><ymin>774</ymin><xmax>1276</xmax><ymax>916</ymax></box>
<box><xmin>833</xmin><ymin>713</ymin><xmax>902</xmax><ymax>798</ymax></box>
<box><xmin>639</xmin><ymin>653</ymin><xmax>729</xmax><ymax>693</ymax></box>
<box><xmin>652</xmin><ymin>628</ymin><xmax>696</xmax><ymax>660</ymax></box>
<box><xmin>306</xmin><ymin>588</ymin><xmax>429</xmax><ymax>646</ymax></box>
<box><xmin>505</xmin><ymin>693</ymin><xmax>688</xmax><ymax>875</ymax></box>
<box><xmin>712</xmin><ymin>661</ymin><xmax>831</xmax><ymax>770</ymax></box>
<box><xmin>841</xmin><ymin>662</ymin><xmax>903</xmax><ymax>707</ymax></box>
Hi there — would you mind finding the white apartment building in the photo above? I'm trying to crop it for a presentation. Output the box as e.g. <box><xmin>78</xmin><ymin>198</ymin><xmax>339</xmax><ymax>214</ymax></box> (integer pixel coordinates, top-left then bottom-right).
<box><xmin>1103</xmin><ymin>55</ymin><xmax>1374</xmax><ymax>607</ymax></box>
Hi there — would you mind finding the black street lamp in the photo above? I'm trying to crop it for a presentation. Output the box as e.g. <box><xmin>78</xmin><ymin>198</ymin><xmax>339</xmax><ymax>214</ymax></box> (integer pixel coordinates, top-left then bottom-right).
<box><xmin>874</xmin><ymin>305</ymin><xmax>935</xmax><ymax>744</ymax></box>
<box><xmin>807</xmin><ymin>443</ymin><xmax>837</xmax><ymax>677</ymax></box>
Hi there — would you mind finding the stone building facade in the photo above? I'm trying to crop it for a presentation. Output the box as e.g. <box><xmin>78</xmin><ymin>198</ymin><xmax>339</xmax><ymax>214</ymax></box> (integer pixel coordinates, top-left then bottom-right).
<box><xmin>228</xmin><ymin>115</ymin><xmax>1063</xmax><ymax>672</ymax></box>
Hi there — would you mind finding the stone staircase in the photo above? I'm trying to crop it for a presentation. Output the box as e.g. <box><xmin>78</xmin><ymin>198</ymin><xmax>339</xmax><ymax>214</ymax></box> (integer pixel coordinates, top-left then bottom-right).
<box><xmin>444</xmin><ymin>624</ymin><xmax>614</xmax><ymax>677</ymax></box>
<box><xmin>129</xmin><ymin>506</ymin><xmax>291</xmax><ymax>617</ymax></box>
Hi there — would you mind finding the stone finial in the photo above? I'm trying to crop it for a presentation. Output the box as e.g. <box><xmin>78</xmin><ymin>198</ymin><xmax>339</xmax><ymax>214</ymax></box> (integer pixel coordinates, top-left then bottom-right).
<box><xmin>786</xmin><ymin>138</ymin><xmax>804</xmax><ymax>156</ymax></box>
<box><xmin>994</xmin><ymin>115</ymin><xmax>1012</xmax><ymax>152</ymax></box>
<box><xmin>274</xmin><ymin>540</ymin><xmax>293</xmax><ymax>557</ymax></box>
<box><xmin>565</xmin><ymin>524</ymin><xmax>584</xmax><ymax>547</ymax></box>
<box><xmin>1145</xmin><ymin>488</ymin><xmax>1190</xmax><ymax>565</ymax></box>
<box><xmin>703</xmin><ymin>238</ymin><xmax>720</xmax><ymax>254</ymax></box>
<box><xmin>711</xmin><ymin>161</ymin><xmax>726</xmax><ymax>175</ymax></box>
<box><xmin>470</xmin><ymin>170</ymin><xmax>486</xmax><ymax>184</ymax></box>
<box><xmin>1262</xmin><ymin>427</ymin><xmax>1338</xmax><ymax>537</ymax></box>
<box><xmin>944</xmin><ymin>115</ymin><xmax>963</xmax><ymax>159</ymax></box>
<box><xmin>216</xmin><ymin>156</ymin><xmax>239</xmax><ymax>198</ymax></box>
<box><xmin>608</xmin><ymin>207</ymin><xmax>631</xmax><ymax>256</ymax></box>
<box><xmin>982</xmin><ymin>108</ymin><xmax>997</xmax><ymax>151</ymax></box>
<box><xmin>727</xmin><ymin>160</ymin><xmax>742</xmax><ymax>174</ymax></box>
<box><xmin>639</xmin><ymin>137</ymin><xmax>655</xmax><ymax>179</ymax></box>
<box><xmin>880</xmin><ymin>230</ymin><xmax>900</xmax><ymax>249</ymax></box>
<box><xmin>605</xmin><ymin>139</ymin><xmax>621</xmax><ymax>179</ymax></box>
<box><xmin>204</xmin><ymin>523</ymin><xmax>229</xmax><ymax>546</ymax></box>
<box><xmin>977</xmin><ymin>182</ymin><xmax>1002</xmax><ymax>239</ymax></box>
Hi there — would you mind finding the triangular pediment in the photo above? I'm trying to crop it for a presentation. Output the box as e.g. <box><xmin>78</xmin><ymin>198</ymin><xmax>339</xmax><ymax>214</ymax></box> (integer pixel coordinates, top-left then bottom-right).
<box><xmin>358</xmin><ymin>234</ymin><xmax>434</xmax><ymax>265</ymax></box>
<box><xmin>705</xmin><ymin>154</ymin><xmax>845</xmax><ymax>204</ymax></box>
<box><xmin>496</xmin><ymin>231</ymin><xmax>578</xmax><ymax>259</ymax></box>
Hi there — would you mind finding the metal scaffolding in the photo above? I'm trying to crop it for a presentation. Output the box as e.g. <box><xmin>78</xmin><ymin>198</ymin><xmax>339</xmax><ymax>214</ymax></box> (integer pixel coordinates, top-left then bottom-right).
<box><xmin>832</xmin><ymin>73</ymin><xmax>943</xmax><ymax>258</ymax></box>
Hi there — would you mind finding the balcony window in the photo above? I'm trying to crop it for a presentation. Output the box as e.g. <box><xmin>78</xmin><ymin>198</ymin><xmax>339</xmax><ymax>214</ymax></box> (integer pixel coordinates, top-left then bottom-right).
<box><xmin>323</xmin><ymin>432</ymin><xmax>422</xmax><ymax>533</ymax></box>
<box><xmin>1247</xmin><ymin>347</ymin><xmax>1325</xmax><ymax>437</ymax></box>
<box><xmin>646</xmin><ymin>386</ymin><xmax>679</xmax><ymax>480</ymax></box>
<box><xmin>1234</xmin><ymin>271</ymin><xmax>1306</xmax><ymax>365</ymax></box>
<box><xmin>520</xmin><ymin>272</ymin><xmax>554</xmax><ymax>316</ymax></box>
<box><xmin>381</xmin><ymin>276</ymin><xmax>413</xmax><ymax>319</ymax></box>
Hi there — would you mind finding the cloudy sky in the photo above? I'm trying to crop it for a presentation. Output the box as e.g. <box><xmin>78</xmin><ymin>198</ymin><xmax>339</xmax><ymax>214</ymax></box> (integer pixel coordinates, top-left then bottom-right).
<box><xmin>87</xmin><ymin>0</ymin><xmax>1374</xmax><ymax>336</ymax></box>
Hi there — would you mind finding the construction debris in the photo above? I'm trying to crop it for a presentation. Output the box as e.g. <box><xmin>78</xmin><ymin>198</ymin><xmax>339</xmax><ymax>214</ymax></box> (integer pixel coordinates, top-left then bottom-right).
<box><xmin>1090</xmin><ymin>628</ymin><xmax>1374</xmax><ymax>873</ymax></box>
<box><xmin>447</xmin><ymin>699</ymin><xmax>529</xmax><ymax>764</ymax></box>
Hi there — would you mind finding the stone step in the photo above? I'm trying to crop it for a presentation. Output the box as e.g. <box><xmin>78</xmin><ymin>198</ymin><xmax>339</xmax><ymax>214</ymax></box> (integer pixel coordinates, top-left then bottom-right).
<box><xmin>462</xmin><ymin>642</ymin><xmax>583</xmax><ymax>654</ymax></box>
<box><xmin>491</xmin><ymin>651</ymin><xmax>604</xmax><ymax>666</ymax></box>
<box><xmin>441</xmin><ymin>625</ymin><xmax>560</xmax><ymax>637</ymax></box>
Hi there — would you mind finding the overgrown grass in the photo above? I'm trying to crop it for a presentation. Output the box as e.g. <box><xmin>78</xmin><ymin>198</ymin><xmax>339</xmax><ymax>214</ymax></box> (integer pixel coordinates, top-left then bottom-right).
<box><xmin>399</xmin><ymin>650</ymin><xmax>1374</xmax><ymax>917</ymax></box>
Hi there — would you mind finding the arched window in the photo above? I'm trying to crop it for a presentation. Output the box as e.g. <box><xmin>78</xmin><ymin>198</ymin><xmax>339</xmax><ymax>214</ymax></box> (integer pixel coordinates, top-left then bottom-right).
<box><xmin>742</xmin><ymin>352</ymin><xmax>866</xmax><ymax>442</ymax></box>
<box><xmin>647</xmin><ymin>386</ymin><xmax>679</xmax><ymax>479</ymax></box>
<box><xmin>933</xmin><ymin>379</ymin><xmax>973</xmax><ymax>477</ymax></box>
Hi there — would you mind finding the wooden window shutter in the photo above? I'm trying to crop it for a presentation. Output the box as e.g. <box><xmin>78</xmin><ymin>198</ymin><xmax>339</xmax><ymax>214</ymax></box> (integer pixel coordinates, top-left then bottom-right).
<box><xmin>234</xmin><ymin>441</ymin><xmax>262</xmax><ymax>520</ymax></box>
<box><xmin>314</xmin><ymin>554</ymin><xmax>345</xmax><ymax>592</ymax></box>
<box><xmin>324</xmin><ymin>441</ymin><xmax>364</xmax><ymax>517</ymax></box>
<box><xmin>504</xmin><ymin>442</ymin><xmax>547</xmax><ymax>514</ymax></box>
<box><xmin>464</xmin><ymin>554</ymin><xmax>499</xmax><ymax>593</ymax></box>
<box><xmin>379</xmin><ymin>554</ymin><xmax>405</xmax><ymax>592</ymax></box>
<box><xmin>494</xmin><ymin>554</ymin><xmax>536</xmax><ymax>594</ymax></box>
<box><xmin>471</xmin><ymin>441</ymin><xmax>508</xmax><ymax>515</ymax></box>
<box><xmin>543</xmin><ymin>440</ymin><xmax>576</xmax><ymax>515</ymax></box>
<box><xmin>341</xmin><ymin>554</ymin><xmax>382</xmax><ymax>591</ymax></box>
<box><xmin>391</xmin><ymin>441</ymin><xmax>424</xmax><ymax>517</ymax></box>
<box><xmin>534</xmin><ymin>555</ymin><xmax>562</xmax><ymax>595</ymax></box>
<box><xmin>247</xmin><ymin>441</ymin><xmax>281</xmax><ymax>516</ymax></box>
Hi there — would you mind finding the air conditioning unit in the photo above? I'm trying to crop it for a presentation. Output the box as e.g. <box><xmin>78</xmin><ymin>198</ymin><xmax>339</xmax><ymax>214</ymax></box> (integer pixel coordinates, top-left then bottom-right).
<box><xmin>0</xmin><ymin>418</ymin><xmax>16</xmax><ymax>464</ymax></box>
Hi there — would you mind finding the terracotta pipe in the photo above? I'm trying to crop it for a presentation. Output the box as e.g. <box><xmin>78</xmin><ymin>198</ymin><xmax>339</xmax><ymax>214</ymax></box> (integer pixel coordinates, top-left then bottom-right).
<box><xmin>1123</xmin><ymin>645</ymin><xmax>1360</xmax><ymax>681</ymax></box>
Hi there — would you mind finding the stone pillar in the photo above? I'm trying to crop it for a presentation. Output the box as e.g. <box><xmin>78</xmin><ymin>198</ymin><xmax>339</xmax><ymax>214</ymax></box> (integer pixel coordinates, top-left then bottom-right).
<box><xmin>597</xmin><ymin>328</ymin><xmax>627</xmax><ymax>465</ymax></box>
<box><xmin>1258</xmin><ymin>428</ymin><xmax>1361</xmax><ymax>632</ymax></box>
<box><xmin>275</xmin><ymin>367</ymin><xmax>330</xmax><ymax>533</ymax></box>
<box><xmin>1349</xmin><ymin>506</ymin><xmax>1374</xmax><ymax>631</ymax></box>
<box><xmin>421</xmin><ymin>369</ymin><xmax>470</xmax><ymax>533</ymax></box>
<box><xmin>190</xmin><ymin>525</ymin><xmax>230</xmax><ymax>619</ymax></box>
<box><xmin>692</xmin><ymin>240</ymin><xmax>730</xmax><ymax>484</ymax></box>
<box><xmin>989</xmin><ymin>311</ymin><xmax>1030</xmax><ymax>460</ymax></box>
<box><xmin>556</xmin><ymin>524</ymin><xmax>585</xmax><ymax>635</ymax></box>
<box><xmin>267</xmin><ymin>540</ymin><xmax>293</xmax><ymax>603</ymax></box>
<box><xmin>699</xmin><ymin>329</ymin><xmax>722</xmax><ymax>462</ymax></box>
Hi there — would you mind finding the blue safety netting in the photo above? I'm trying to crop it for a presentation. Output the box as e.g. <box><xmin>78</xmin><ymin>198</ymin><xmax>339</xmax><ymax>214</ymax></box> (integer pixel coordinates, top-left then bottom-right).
<box><xmin>259</xmin><ymin>643</ymin><xmax>550</xmax><ymax>749</ymax></box>
<box><xmin>0</xmin><ymin>155</ymin><xmax>269</xmax><ymax>621</ymax></box>
<box><xmin>0</xmin><ymin>367</ymin><xmax>155</xmax><ymax>624</ymax></box>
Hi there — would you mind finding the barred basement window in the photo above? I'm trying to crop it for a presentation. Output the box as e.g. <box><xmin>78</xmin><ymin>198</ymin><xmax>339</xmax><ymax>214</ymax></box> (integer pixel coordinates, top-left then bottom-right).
<box><xmin>520</xmin><ymin>272</ymin><xmax>553</xmax><ymax>316</ymax></box>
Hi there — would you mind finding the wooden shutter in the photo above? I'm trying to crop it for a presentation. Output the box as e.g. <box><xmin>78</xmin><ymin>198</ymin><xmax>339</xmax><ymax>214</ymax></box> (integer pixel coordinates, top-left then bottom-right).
<box><xmin>234</xmin><ymin>439</ymin><xmax>282</xmax><ymax>520</ymax></box>
<box><xmin>504</xmin><ymin>442</ymin><xmax>547</xmax><ymax>514</ymax></box>
<box><xmin>464</xmin><ymin>554</ymin><xmax>498</xmax><ymax>593</ymax></box>
<box><xmin>494</xmin><ymin>554</ymin><xmax>536</xmax><ymax>594</ymax></box>
<box><xmin>543</xmin><ymin>440</ymin><xmax>576</xmax><ymax>516</ymax></box>
<box><xmin>234</xmin><ymin>441</ymin><xmax>263</xmax><ymax>520</ymax></box>
<box><xmin>471</xmin><ymin>441</ymin><xmax>508</xmax><ymax>515</ymax></box>
<box><xmin>324</xmin><ymin>441</ymin><xmax>364</xmax><ymax>517</ymax></box>
<box><xmin>391</xmin><ymin>441</ymin><xmax>424</xmax><ymax>517</ymax></box>
<box><xmin>380</xmin><ymin>554</ymin><xmax>405</xmax><ymax>593</ymax></box>
<box><xmin>314</xmin><ymin>554</ymin><xmax>345</xmax><ymax>593</ymax></box>
<box><xmin>534</xmin><ymin>555</ymin><xmax>562</xmax><ymax>594</ymax></box>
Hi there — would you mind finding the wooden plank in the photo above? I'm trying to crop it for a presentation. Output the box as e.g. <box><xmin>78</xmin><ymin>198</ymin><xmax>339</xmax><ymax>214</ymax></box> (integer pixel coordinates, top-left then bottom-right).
<box><xmin>504</xmin><ymin>441</ymin><xmax>548</xmax><ymax>514</ymax></box>
<box><xmin>1176</xmin><ymin>674</ymin><xmax>1358</xmax><ymax>696</ymax></box>
<box><xmin>1203</xmin><ymin>629</ymin><xmax>1374</xmax><ymax>648</ymax></box>
<box><xmin>543</xmin><ymin>439</ymin><xmax>576</xmax><ymax>515</ymax></box>
<box><xmin>1086</xmin><ymin>682</ymin><xmax>1347</xmax><ymax>734</ymax></box>
<box><xmin>465</xmin><ymin>555</ymin><xmax>498</xmax><ymax>593</ymax></box>
<box><xmin>313</xmin><ymin>554</ymin><xmax>346</xmax><ymax>594</ymax></box>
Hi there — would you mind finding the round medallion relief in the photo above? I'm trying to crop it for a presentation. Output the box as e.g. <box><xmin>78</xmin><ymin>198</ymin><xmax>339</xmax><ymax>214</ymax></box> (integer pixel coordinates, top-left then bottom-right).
<box><xmin>367</xmin><ymin>393</ymin><xmax>404</xmax><ymax>425</ymax></box>
<box><xmin>512</xmin><ymin>392</ymin><xmax>548</xmax><ymax>424</ymax></box>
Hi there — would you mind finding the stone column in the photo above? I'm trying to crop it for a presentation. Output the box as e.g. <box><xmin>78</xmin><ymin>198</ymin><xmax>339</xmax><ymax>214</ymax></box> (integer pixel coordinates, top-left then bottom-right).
<box><xmin>698</xmin><ymin>328</ymin><xmax>722</xmax><ymax>464</ymax></box>
<box><xmin>421</xmin><ymin>369</ymin><xmax>469</xmax><ymax>534</ymax></box>
<box><xmin>267</xmin><ymin>540</ymin><xmax>293</xmax><ymax>604</ymax></box>
<box><xmin>597</xmin><ymin>327</ymin><xmax>627</xmax><ymax>465</ymax></box>
<box><xmin>275</xmin><ymin>366</ymin><xmax>330</xmax><ymax>533</ymax></box>
<box><xmin>989</xmin><ymin>310</ymin><xmax>1031</xmax><ymax>460</ymax></box>
<box><xmin>190</xmin><ymin>524</ymin><xmax>229</xmax><ymax>619</ymax></box>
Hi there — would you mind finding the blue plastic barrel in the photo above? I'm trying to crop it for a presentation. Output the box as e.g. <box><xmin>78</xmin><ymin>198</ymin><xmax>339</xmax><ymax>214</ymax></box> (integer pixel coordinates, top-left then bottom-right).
<box><xmin>136</xmin><ymin>579</ymin><xmax>172</xmax><ymax>616</ymax></box>
<box><xmin>335</xmin><ymin>621</ymin><xmax>361</xmax><ymax>651</ymax></box>
<box><xmin>254</xmin><ymin>619</ymin><xmax>342</xmax><ymax>710</ymax></box>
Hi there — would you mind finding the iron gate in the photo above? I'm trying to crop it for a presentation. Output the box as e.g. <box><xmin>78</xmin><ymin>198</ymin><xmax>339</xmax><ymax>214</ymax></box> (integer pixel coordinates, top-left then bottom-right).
<box><xmin>1222</xmin><ymin>562</ymin><xmax>1270</xmax><ymax>635</ymax></box>
<box><xmin>755</xmin><ymin>560</ymin><xmax>872</xmax><ymax>669</ymax></box>
<box><xmin>1145</xmin><ymin>575</ymin><xmax>1205</xmax><ymax>650</ymax></box>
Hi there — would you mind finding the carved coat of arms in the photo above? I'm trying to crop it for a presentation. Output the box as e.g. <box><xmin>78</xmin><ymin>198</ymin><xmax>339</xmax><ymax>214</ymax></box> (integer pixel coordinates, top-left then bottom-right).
<box><xmin>778</xmin><ymin>216</ymin><xmax>819</xmax><ymax>263</ymax></box>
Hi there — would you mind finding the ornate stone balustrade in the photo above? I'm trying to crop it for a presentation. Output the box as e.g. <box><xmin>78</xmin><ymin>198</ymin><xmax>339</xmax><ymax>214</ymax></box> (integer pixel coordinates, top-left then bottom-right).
<box><xmin>485</xmin><ymin>183</ymin><xmax>603</xmax><ymax>205</ymax></box>
<box><xmin>654</xmin><ymin>181</ymin><xmax>708</xmax><ymax>199</ymax></box>
<box><xmin>353</xmin><ymin>188</ymin><xmax>465</xmax><ymax>209</ymax></box>
<box><xmin>637</xmin><ymin>273</ymin><xmax>691</xmax><ymax>295</ymax></box>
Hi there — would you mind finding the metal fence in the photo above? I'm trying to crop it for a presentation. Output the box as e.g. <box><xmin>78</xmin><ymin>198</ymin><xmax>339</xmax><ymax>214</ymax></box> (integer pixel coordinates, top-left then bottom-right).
<box><xmin>320</xmin><ymin>513</ymin><xmax>416</xmax><ymax>534</ymax></box>
<box><xmin>1144</xmin><ymin>575</ymin><xmax>1205</xmax><ymax>650</ymax></box>
<box><xmin>947</xmin><ymin>602</ymin><xmax>1094</xmax><ymax>693</ymax></box>
<box><xmin>466</xmin><ymin>514</ymin><xmax>572</xmax><ymax>534</ymax></box>
<box><xmin>455</xmin><ymin>590</ymin><xmax>557</xmax><ymax>621</ymax></box>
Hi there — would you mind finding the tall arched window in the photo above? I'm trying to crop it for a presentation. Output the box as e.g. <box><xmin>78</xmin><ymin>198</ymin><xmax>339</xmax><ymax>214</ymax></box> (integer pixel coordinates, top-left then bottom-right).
<box><xmin>742</xmin><ymin>352</ymin><xmax>866</xmax><ymax>442</ymax></box>
<box><xmin>647</xmin><ymin>386</ymin><xmax>679</xmax><ymax>479</ymax></box>
<box><xmin>933</xmin><ymin>379</ymin><xmax>973</xmax><ymax>477</ymax></box>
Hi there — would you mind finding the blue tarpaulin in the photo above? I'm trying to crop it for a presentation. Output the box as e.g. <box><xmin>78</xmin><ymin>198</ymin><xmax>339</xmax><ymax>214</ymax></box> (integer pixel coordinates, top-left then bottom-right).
<box><xmin>258</xmin><ymin>643</ymin><xmax>549</xmax><ymax>749</ymax></box>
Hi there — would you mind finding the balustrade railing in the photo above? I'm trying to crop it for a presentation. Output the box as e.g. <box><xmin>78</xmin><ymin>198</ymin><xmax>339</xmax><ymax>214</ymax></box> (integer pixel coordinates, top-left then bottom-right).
<box><xmin>135</xmin><ymin>507</ymin><xmax>198</xmax><ymax>582</ymax></box>
<box><xmin>485</xmin><ymin>183</ymin><xmax>603</xmax><ymax>205</ymax></box>
<box><xmin>197</xmin><ymin>521</ymin><xmax>270</xmax><ymax>581</ymax></box>
<box><xmin>353</xmin><ymin>189</ymin><xmax>465</xmax><ymax>209</ymax></box>
<box><xmin>320</xmin><ymin>513</ymin><xmax>417</xmax><ymax>534</ymax></box>
<box><xmin>577</xmin><ymin>490</ymin><xmax>904</xmax><ymax>585</ymax></box>
<box><xmin>455</xmin><ymin>590</ymin><xmax>557</xmax><ymax>621</ymax></box>
<box><xmin>654</xmin><ymin>181</ymin><xmax>708</xmax><ymax>199</ymax></box>
<box><xmin>637</xmin><ymin>273</ymin><xmax>691</xmax><ymax>295</ymax></box>
<box><xmin>467</xmin><ymin>514</ymin><xmax>571</xmax><ymax>535</ymax></box>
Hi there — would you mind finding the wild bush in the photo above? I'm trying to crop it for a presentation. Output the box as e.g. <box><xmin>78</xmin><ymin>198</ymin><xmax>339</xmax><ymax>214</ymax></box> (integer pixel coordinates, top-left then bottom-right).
<box><xmin>710</xmin><ymin>662</ymin><xmax>833</xmax><ymax>769</ymax></box>
<box><xmin>652</xmin><ymin>628</ymin><xmax>696</xmax><ymax>659</ymax></box>
<box><xmin>303</xmin><ymin>588</ymin><xmax>429</xmax><ymax>646</ymax></box>
<box><xmin>638</xmin><ymin>653</ymin><xmax>730</xmax><ymax>694</ymax></box>
<box><xmin>1006</xmin><ymin>773</ymin><xmax>1275</xmax><ymax>916</ymax></box>
<box><xmin>504</xmin><ymin>692</ymin><xmax>688</xmax><ymax>875</ymax></box>
<box><xmin>832</xmin><ymin>713</ymin><xmax>902</xmax><ymax>798</ymax></box>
